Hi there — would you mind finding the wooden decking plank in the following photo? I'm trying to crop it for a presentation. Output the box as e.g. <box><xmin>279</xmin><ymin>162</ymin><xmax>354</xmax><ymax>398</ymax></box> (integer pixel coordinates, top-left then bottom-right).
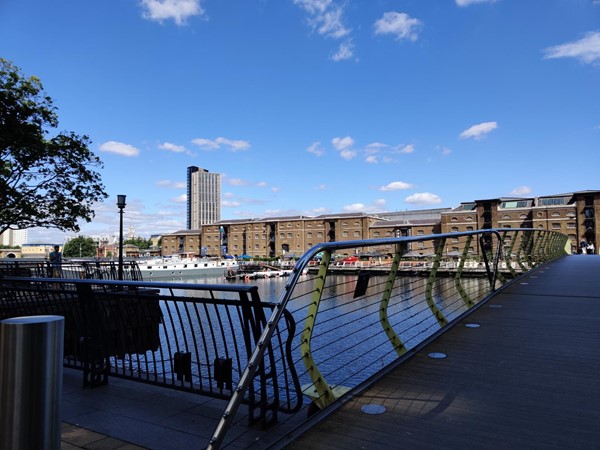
<box><xmin>285</xmin><ymin>256</ymin><xmax>600</xmax><ymax>449</ymax></box>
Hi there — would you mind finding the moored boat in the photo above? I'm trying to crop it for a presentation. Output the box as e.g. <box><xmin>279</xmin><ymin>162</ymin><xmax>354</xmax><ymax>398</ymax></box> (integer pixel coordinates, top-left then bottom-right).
<box><xmin>138</xmin><ymin>253</ymin><xmax>238</xmax><ymax>279</ymax></box>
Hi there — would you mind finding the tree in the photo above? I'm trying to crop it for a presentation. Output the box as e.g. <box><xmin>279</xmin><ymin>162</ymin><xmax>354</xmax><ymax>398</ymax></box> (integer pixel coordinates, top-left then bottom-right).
<box><xmin>0</xmin><ymin>58</ymin><xmax>108</xmax><ymax>235</ymax></box>
<box><xmin>124</xmin><ymin>236</ymin><xmax>151</xmax><ymax>250</ymax></box>
<box><xmin>63</xmin><ymin>236</ymin><xmax>97</xmax><ymax>258</ymax></box>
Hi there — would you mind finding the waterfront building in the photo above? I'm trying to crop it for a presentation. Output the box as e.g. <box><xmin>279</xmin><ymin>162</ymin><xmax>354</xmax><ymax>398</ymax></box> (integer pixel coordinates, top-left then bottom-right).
<box><xmin>157</xmin><ymin>190</ymin><xmax>600</xmax><ymax>259</ymax></box>
<box><xmin>187</xmin><ymin>166</ymin><xmax>221</xmax><ymax>229</ymax></box>
<box><xmin>20</xmin><ymin>243</ymin><xmax>59</xmax><ymax>258</ymax></box>
<box><xmin>161</xmin><ymin>229</ymin><xmax>203</xmax><ymax>256</ymax></box>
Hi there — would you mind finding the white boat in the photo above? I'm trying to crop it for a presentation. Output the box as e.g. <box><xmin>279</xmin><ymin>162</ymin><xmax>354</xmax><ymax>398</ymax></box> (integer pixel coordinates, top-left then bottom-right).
<box><xmin>138</xmin><ymin>254</ymin><xmax>239</xmax><ymax>279</ymax></box>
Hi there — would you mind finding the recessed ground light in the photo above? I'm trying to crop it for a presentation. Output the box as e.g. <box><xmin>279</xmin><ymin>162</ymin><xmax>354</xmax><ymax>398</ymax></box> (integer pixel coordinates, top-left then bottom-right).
<box><xmin>361</xmin><ymin>404</ymin><xmax>386</xmax><ymax>415</ymax></box>
<box><xmin>428</xmin><ymin>352</ymin><xmax>447</xmax><ymax>359</ymax></box>
<box><xmin>465</xmin><ymin>323</ymin><xmax>480</xmax><ymax>328</ymax></box>
<box><xmin>489</xmin><ymin>304</ymin><xmax>502</xmax><ymax>308</ymax></box>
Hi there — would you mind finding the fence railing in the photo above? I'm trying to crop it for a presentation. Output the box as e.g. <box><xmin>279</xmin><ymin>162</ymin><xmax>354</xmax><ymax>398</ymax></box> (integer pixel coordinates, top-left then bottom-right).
<box><xmin>0</xmin><ymin>228</ymin><xmax>570</xmax><ymax>448</ymax></box>
<box><xmin>0</xmin><ymin>259</ymin><xmax>142</xmax><ymax>281</ymax></box>
<box><xmin>208</xmin><ymin>228</ymin><xmax>569</xmax><ymax>448</ymax></box>
<box><xmin>0</xmin><ymin>278</ymin><xmax>302</xmax><ymax>425</ymax></box>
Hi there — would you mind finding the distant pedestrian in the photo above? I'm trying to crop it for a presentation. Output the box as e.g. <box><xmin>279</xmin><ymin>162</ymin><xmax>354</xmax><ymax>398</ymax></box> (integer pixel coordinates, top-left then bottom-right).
<box><xmin>587</xmin><ymin>242</ymin><xmax>595</xmax><ymax>255</ymax></box>
<box><xmin>49</xmin><ymin>245</ymin><xmax>62</xmax><ymax>276</ymax></box>
<box><xmin>580</xmin><ymin>241</ymin><xmax>588</xmax><ymax>254</ymax></box>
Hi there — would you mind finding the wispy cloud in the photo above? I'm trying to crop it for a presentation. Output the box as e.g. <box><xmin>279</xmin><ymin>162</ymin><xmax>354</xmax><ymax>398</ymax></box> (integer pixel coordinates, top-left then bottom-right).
<box><xmin>99</xmin><ymin>141</ymin><xmax>140</xmax><ymax>157</ymax></box>
<box><xmin>543</xmin><ymin>31</ymin><xmax>600</xmax><ymax>65</ymax></box>
<box><xmin>509</xmin><ymin>186</ymin><xmax>532</xmax><ymax>196</ymax></box>
<box><xmin>191</xmin><ymin>137</ymin><xmax>251</xmax><ymax>152</ymax></box>
<box><xmin>158</xmin><ymin>142</ymin><xmax>186</xmax><ymax>153</ymax></box>
<box><xmin>405</xmin><ymin>192</ymin><xmax>442</xmax><ymax>205</ymax></box>
<box><xmin>373</xmin><ymin>12</ymin><xmax>422</xmax><ymax>42</ymax></box>
<box><xmin>140</xmin><ymin>0</ymin><xmax>205</xmax><ymax>25</ymax></box>
<box><xmin>379</xmin><ymin>181</ymin><xmax>414</xmax><ymax>191</ymax></box>
<box><xmin>455</xmin><ymin>0</ymin><xmax>496</xmax><ymax>6</ymax></box>
<box><xmin>342</xmin><ymin>199</ymin><xmax>387</xmax><ymax>213</ymax></box>
<box><xmin>293</xmin><ymin>0</ymin><xmax>354</xmax><ymax>61</ymax></box>
<box><xmin>306</xmin><ymin>141</ymin><xmax>325</xmax><ymax>156</ymax></box>
<box><xmin>459</xmin><ymin>121</ymin><xmax>498</xmax><ymax>140</ymax></box>
<box><xmin>331</xmin><ymin>39</ymin><xmax>355</xmax><ymax>61</ymax></box>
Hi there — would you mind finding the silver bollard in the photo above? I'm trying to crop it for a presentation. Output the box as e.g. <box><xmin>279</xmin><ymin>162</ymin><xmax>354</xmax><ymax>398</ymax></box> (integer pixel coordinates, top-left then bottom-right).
<box><xmin>0</xmin><ymin>315</ymin><xmax>65</xmax><ymax>450</ymax></box>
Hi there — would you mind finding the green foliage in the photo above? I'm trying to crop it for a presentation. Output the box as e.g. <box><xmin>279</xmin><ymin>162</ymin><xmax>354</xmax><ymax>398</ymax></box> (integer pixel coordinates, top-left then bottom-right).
<box><xmin>124</xmin><ymin>237</ymin><xmax>151</xmax><ymax>249</ymax></box>
<box><xmin>0</xmin><ymin>58</ymin><xmax>108</xmax><ymax>235</ymax></box>
<box><xmin>63</xmin><ymin>236</ymin><xmax>97</xmax><ymax>257</ymax></box>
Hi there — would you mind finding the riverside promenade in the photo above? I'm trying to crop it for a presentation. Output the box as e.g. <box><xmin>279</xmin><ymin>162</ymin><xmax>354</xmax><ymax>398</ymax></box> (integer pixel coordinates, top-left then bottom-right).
<box><xmin>60</xmin><ymin>255</ymin><xmax>600</xmax><ymax>449</ymax></box>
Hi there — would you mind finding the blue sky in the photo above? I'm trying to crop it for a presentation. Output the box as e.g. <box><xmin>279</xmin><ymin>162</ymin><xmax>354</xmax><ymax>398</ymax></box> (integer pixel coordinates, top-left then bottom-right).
<box><xmin>1</xmin><ymin>0</ymin><xmax>599</xmax><ymax>243</ymax></box>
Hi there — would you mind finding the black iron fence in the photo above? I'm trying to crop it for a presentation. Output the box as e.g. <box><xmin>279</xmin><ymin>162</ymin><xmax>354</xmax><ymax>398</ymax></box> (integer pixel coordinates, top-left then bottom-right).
<box><xmin>0</xmin><ymin>278</ymin><xmax>301</xmax><ymax>425</ymax></box>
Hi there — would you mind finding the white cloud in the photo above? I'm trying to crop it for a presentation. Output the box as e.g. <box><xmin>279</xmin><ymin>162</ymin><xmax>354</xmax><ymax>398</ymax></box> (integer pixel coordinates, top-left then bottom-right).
<box><xmin>509</xmin><ymin>186</ymin><xmax>532</xmax><ymax>196</ymax></box>
<box><xmin>340</xmin><ymin>149</ymin><xmax>358</xmax><ymax>160</ymax></box>
<box><xmin>331</xmin><ymin>40</ymin><xmax>354</xmax><ymax>61</ymax></box>
<box><xmin>455</xmin><ymin>0</ymin><xmax>496</xmax><ymax>6</ymax></box>
<box><xmin>374</xmin><ymin>12</ymin><xmax>422</xmax><ymax>42</ymax></box>
<box><xmin>256</xmin><ymin>181</ymin><xmax>268</xmax><ymax>188</ymax></box>
<box><xmin>405</xmin><ymin>192</ymin><xmax>442</xmax><ymax>205</ymax></box>
<box><xmin>173</xmin><ymin>194</ymin><xmax>187</xmax><ymax>203</ymax></box>
<box><xmin>158</xmin><ymin>142</ymin><xmax>186</xmax><ymax>153</ymax></box>
<box><xmin>342</xmin><ymin>199</ymin><xmax>387</xmax><ymax>213</ymax></box>
<box><xmin>331</xmin><ymin>136</ymin><xmax>354</xmax><ymax>150</ymax></box>
<box><xmin>379</xmin><ymin>181</ymin><xmax>413</xmax><ymax>191</ymax></box>
<box><xmin>99</xmin><ymin>141</ymin><xmax>140</xmax><ymax>157</ymax></box>
<box><xmin>394</xmin><ymin>144</ymin><xmax>414</xmax><ymax>154</ymax></box>
<box><xmin>307</xmin><ymin>141</ymin><xmax>325</xmax><ymax>156</ymax></box>
<box><xmin>191</xmin><ymin>137</ymin><xmax>251</xmax><ymax>151</ymax></box>
<box><xmin>365</xmin><ymin>155</ymin><xmax>378</xmax><ymax>163</ymax></box>
<box><xmin>222</xmin><ymin>200</ymin><xmax>241</xmax><ymax>208</ymax></box>
<box><xmin>543</xmin><ymin>31</ymin><xmax>600</xmax><ymax>65</ymax></box>
<box><xmin>459</xmin><ymin>121</ymin><xmax>498</xmax><ymax>140</ymax></box>
<box><xmin>294</xmin><ymin>0</ymin><xmax>352</xmax><ymax>61</ymax></box>
<box><xmin>140</xmin><ymin>0</ymin><xmax>204</xmax><ymax>25</ymax></box>
<box><xmin>228</xmin><ymin>178</ymin><xmax>248</xmax><ymax>186</ymax></box>
<box><xmin>441</xmin><ymin>147</ymin><xmax>452</xmax><ymax>156</ymax></box>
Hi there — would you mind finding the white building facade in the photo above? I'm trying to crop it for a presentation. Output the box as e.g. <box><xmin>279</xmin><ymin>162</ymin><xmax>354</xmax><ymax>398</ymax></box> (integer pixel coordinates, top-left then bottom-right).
<box><xmin>187</xmin><ymin>166</ymin><xmax>221</xmax><ymax>229</ymax></box>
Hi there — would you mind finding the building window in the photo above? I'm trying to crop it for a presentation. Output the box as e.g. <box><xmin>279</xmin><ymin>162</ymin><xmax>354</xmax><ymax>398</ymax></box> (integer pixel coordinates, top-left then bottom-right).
<box><xmin>567</xmin><ymin>222</ymin><xmax>576</xmax><ymax>229</ymax></box>
<box><xmin>287</xmin><ymin>233</ymin><xmax>292</xmax><ymax>238</ymax></box>
<box><xmin>451</xmin><ymin>227</ymin><xmax>458</xmax><ymax>232</ymax></box>
<box><xmin>466</xmin><ymin>226</ymin><xmax>473</xmax><ymax>231</ymax></box>
<box><xmin>373</xmin><ymin>232</ymin><xmax>380</xmax><ymax>237</ymax></box>
<box><xmin>342</xmin><ymin>231</ymin><xmax>348</xmax><ymax>237</ymax></box>
<box><xmin>466</xmin><ymin>216</ymin><xmax>473</xmax><ymax>221</ymax></box>
<box><xmin>451</xmin><ymin>217</ymin><xmax>458</xmax><ymax>222</ymax></box>
<box><xmin>417</xmin><ymin>230</ymin><xmax>424</xmax><ymax>235</ymax></box>
<box><xmin>317</xmin><ymin>232</ymin><xmax>323</xmax><ymax>238</ymax></box>
<box><xmin>354</xmin><ymin>231</ymin><xmax>360</xmax><ymax>237</ymax></box>
<box><xmin>551</xmin><ymin>212</ymin><xmax>561</xmax><ymax>217</ymax></box>
<box><xmin>552</xmin><ymin>223</ymin><xmax>561</xmax><ymax>229</ymax></box>
<box><xmin>307</xmin><ymin>232</ymin><xmax>313</xmax><ymax>238</ymax></box>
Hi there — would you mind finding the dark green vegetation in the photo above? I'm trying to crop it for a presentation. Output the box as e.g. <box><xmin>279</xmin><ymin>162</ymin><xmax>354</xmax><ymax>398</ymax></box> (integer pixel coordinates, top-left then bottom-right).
<box><xmin>0</xmin><ymin>58</ymin><xmax>107</xmax><ymax>235</ymax></box>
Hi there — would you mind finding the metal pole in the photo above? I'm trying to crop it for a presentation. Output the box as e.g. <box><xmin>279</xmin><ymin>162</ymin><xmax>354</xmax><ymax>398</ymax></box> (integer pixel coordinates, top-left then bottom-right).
<box><xmin>118</xmin><ymin>207</ymin><xmax>124</xmax><ymax>280</ymax></box>
<box><xmin>0</xmin><ymin>315</ymin><xmax>65</xmax><ymax>450</ymax></box>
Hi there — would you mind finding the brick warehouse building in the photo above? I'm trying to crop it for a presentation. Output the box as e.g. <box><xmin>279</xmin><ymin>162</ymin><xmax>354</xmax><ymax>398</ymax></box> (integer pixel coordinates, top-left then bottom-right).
<box><xmin>160</xmin><ymin>190</ymin><xmax>600</xmax><ymax>258</ymax></box>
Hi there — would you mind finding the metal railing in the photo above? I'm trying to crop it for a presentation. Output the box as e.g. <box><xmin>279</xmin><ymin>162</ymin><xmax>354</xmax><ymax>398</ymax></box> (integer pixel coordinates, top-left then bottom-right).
<box><xmin>0</xmin><ymin>278</ymin><xmax>302</xmax><ymax>425</ymax></box>
<box><xmin>208</xmin><ymin>228</ymin><xmax>569</xmax><ymax>448</ymax></box>
<box><xmin>0</xmin><ymin>259</ymin><xmax>142</xmax><ymax>281</ymax></box>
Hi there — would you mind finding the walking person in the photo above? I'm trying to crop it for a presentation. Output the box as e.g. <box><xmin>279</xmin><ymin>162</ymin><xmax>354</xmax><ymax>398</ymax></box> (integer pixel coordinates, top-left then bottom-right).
<box><xmin>49</xmin><ymin>245</ymin><xmax>63</xmax><ymax>277</ymax></box>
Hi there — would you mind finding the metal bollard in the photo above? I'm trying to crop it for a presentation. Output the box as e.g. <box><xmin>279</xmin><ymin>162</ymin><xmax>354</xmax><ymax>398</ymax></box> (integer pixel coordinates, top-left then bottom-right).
<box><xmin>0</xmin><ymin>315</ymin><xmax>65</xmax><ymax>450</ymax></box>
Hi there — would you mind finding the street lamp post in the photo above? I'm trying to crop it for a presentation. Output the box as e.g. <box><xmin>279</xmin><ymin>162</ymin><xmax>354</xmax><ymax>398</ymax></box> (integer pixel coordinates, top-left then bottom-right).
<box><xmin>117</xmin><ymin>195</ymin><xmax>127</xmax><ymax>280</ymax></box>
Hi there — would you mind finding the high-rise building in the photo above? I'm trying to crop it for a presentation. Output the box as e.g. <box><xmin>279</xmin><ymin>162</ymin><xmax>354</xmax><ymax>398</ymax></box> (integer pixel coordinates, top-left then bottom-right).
<box><xmin>0</xmin><ymin>228</ymin><xmax>28</xmax><ymax>246</ymax></box>
<box><xmin>187</xmin><ymin>166</ymin><xmax>221</xmax><ymax>229</ymax></box>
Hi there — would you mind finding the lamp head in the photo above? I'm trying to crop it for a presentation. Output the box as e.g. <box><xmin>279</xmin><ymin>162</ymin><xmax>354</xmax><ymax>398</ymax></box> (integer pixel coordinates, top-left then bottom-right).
<box><xmin>117</xmin><ymin>194</ymin><xmax>127</xmax><ymax>209</ymax></box>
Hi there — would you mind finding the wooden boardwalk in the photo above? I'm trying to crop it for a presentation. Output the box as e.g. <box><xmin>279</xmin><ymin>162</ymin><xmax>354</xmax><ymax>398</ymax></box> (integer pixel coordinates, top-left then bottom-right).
<box><xmin>284</xmin><ymin>255</ymin><xmax>600</xmax><ymax>449</ymax></box>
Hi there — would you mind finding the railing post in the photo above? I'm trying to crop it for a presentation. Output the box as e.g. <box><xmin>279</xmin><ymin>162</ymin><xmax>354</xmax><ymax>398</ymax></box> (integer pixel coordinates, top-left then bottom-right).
<box><xmin>0</xmin><ymin>315</ymin><xmax>64</xmax><ymax>450</ymax></box>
